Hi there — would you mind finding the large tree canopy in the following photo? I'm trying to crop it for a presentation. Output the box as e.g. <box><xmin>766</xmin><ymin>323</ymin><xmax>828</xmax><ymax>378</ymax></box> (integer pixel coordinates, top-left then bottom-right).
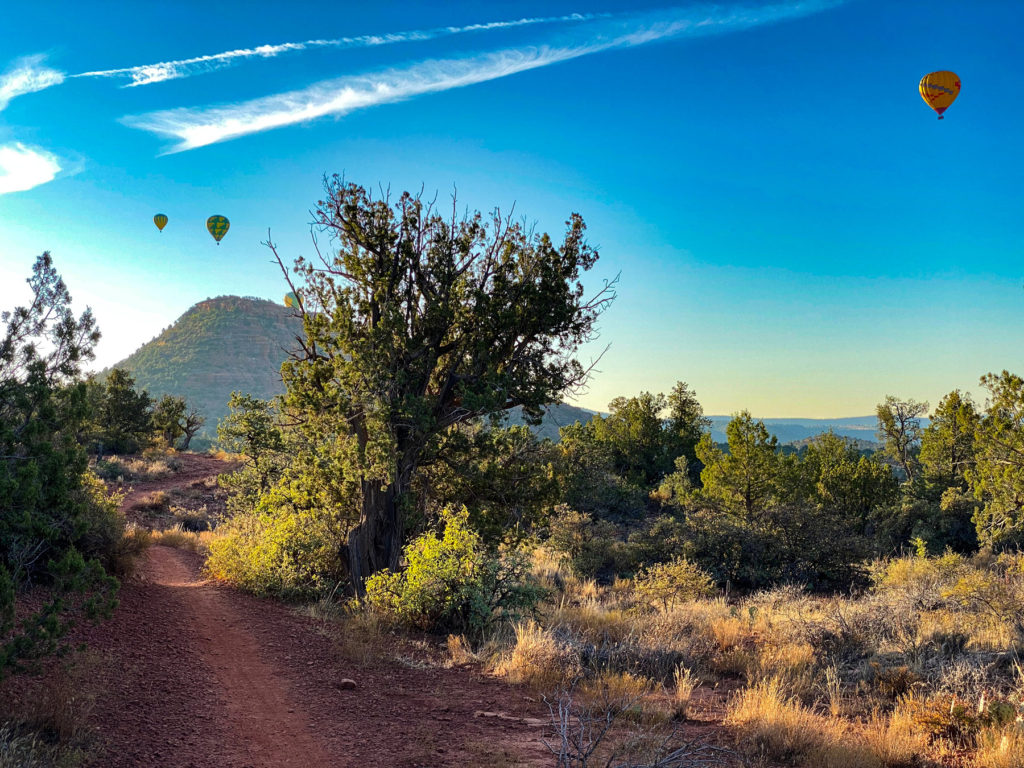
<box><xmin>272</xmin><ymin>178</ymin><xmax>613</xmax><ymax>589</ymax></box>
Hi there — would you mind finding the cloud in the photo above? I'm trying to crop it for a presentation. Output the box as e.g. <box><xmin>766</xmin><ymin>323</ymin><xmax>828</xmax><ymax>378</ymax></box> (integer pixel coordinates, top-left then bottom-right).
<box><xmin>0</xmin><ymin>143</ymin><xmax>61</xmax><ymax>194</ymax></box>
<box><xmin>0</xmin><ymin>55</ymin><xmax>65</xmax><ymax>111</ymax></box>
<box><xmin>123</xmin><ymin>2</ymin><xmax>841</xmax><ymax>152</ymax></box>
<box><xmin>75</xmin><ymin>13</ymin><xmax>597</xmax><ymax>87</ymax></box>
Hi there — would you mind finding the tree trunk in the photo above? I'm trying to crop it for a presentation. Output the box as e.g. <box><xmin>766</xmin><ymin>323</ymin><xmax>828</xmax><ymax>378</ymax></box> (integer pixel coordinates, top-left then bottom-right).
<box><xmin>345</xmin><ymin>477</ymin><xmax>406</xmax><ymax>596</ymax></box>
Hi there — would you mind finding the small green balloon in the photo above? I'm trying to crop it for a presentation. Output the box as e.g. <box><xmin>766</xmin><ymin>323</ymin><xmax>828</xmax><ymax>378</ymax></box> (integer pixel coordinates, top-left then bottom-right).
<box><xmin>206</xmin><ymin>215</ymin><xmax>230</xmax><ymax>244</ymax></box>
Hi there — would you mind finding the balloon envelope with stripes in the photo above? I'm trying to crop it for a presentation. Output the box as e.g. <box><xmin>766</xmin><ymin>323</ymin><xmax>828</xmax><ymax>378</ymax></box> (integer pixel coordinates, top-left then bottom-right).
<box><xmin>919</xmin><ymin>71</ymin><xmax>960</xmax><ymax>119</ymax></box>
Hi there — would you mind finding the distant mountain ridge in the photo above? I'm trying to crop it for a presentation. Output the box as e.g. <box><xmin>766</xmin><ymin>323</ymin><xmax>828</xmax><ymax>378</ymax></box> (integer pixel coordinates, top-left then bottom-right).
<box><xmin>504</xmin><ymin>403</ymin><xmax>601</xmax><ymax>441</ymax></box>
<box><xmin>104</xmin><ymin>295</ymin><xmax>894</xmax><ymax>448</ymax></box>
<box><xmin>707</xmin><ymin>415</ymin><xmax>884</xmax><ymax>447</ymax></box>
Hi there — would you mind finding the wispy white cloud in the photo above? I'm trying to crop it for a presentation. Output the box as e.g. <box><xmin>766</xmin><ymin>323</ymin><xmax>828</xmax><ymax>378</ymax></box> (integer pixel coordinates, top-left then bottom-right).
<box><xmin>123</xmin><ymin>2</ymin><xmax>841</xmax><ymax>153</ymax></box>
<box><xmin>75</xmin><ymin>13</ymin><xmax>597</xmax><ymax>87</ymax></box>
<box><xmin>0</xmin><ymin>55</ymin><xmax>65</xmax><ymax>111</ymax></box>
<box><xmin>0</xmin><ymin>142</ymin><xmax>61</xmax><ymax>194</ymax></box>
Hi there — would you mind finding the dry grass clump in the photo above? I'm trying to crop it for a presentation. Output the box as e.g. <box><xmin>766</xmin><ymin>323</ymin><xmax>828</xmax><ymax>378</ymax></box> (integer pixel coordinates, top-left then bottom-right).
<box><xmin>727</xmin><ymin>677</ymin><xmax>829</xmax><ymax>762</ymax></box>
<box><xmin>862</xmin><ymin>705</ymin><xmax>931</xmax><ymax>767</ymax></box>
<box><xmin>3</xmin><ymin>650</ymin><xmax>105</xmax><ymax>767</ymax></box>
<box><xmin>496</xmin><ymin>621</ymin><xmax>573</xmax><ymax>690</ymax></box>
<box><xmin>446</xmin><ymin>634</ymin><xmax>477</xmax><ymax>666</ymax></box>
<box><xmin>549</xmin><ymin>599</ymin><xmax>635</xmax><ymax>645</ymax></box>
<box><xmin>975</xmin><ymin>726</ymin><xmax>1024</xmax><ymax>768</ymax></box>
<box><xmin>149</xmin><ymin>525</ymin><xmax>212</xmax><ymax>552</ymax></box>
<box><xmin>727</xmin><ymin>677</ymin><xmax>879</xmax><ymax>767</ymax></box>
<box><xmin>670</xmin><ymin>664</ymin><xmax>699</xmax><ymax>720</ymax></box>
<box><xmin>136</xmin><ymin>490</ymin><xmax>171</xmax><ymax>513</ymax></box>
<box><xmin>107</xmin><ymin>522</ymin><xmax>152</xmax><ymax>576</ymax></box>
<box><xmin>171</xmin><ymin>504</ymin><xmax>216</xmax><ymax>532</ymax></box>
<box><xmin>92</xmin><ymin>454</ymin><xmax>177</xmax><ymax>483</ymax></box>
<box><xmin>579</xmin><ymin>670</ymin><xmax>654</xmax><ymax>714</ymax></box>
<box><xmin>330</xmin><ymin>609</ymin><xmax>382</xmax><ymax>664</ymax></box>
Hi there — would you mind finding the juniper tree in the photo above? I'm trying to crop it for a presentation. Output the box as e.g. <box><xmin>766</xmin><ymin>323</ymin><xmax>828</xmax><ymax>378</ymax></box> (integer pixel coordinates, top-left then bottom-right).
<box><xmin>271</xmin><ymin>179</ymin><xmax>613</xmax><ymax>590</ymax></box>
<box><xmin>1</xmin><ymin>253</ymin><xmax>116</xmax><ymax>678</ymax></box>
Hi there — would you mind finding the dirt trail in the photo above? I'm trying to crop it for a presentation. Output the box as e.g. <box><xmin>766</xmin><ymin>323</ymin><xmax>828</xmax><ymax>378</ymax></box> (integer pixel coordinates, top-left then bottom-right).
<box><xmin>147</xmin><ymin>546</ymin><xmax>332</xmax><ymax>766</ymax></box>
<box><xmin>74</xmin><ymin>459</ymin><xmax>551</xmax><ymax>767</ymax></box>
<box><xmin>118</xmin><ymin>453</ymin><xmax>234</xmax><ymax>518</ymax></box>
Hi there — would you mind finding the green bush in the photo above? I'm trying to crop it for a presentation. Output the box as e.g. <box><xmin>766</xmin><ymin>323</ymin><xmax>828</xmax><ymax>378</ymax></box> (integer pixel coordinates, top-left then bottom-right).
<box><xmin>75</xmin><ymin>472</ymin><xmax>128</xmax><ymax>570</ymax></box>
<box><xmin>546</xmin><ymin>504</ymin><xmax>625</xmax><ymax>580</ymax></box>
<box><xmin>364</xmin><ymin>506</ymin><xmax>545</xmax><ymax>636</ymax></box>
<box><xmin>205</xmin><ymin>504</ymin><xmax>345</xmax><ymax>600</ymax></box>
<box><xmin>634</xmin><ymin>556</ymin><xmax>715</xmax><ymax>610</ymax></box>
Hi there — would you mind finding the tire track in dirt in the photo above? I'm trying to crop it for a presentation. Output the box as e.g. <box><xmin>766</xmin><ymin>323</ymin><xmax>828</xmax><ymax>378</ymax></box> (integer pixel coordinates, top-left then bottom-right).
<box><xmin>76</xmin><ymin>455</ymin><xmax>552</xmax><ymax>767</ymax></box>
<box><xmin>146</xmin><ymin>546</ymin><xmax>333</xmax><ymax>767</ymax></box>
<box><xmin>84</xmin><ymin>545</ymin><xmax>551</xmax><ymax>767</ymax></box>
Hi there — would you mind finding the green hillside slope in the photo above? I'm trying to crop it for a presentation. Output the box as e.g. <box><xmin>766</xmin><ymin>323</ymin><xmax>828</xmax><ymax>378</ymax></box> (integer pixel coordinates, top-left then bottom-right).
<box><xmin>106</xmin><ymin>295</ymin><xmax>599</xmax><ymax>443</ymax></box>
<box><xmin>106</xmin><ymin>296</ymin><xmax>302</xmax><ymax>435</ymax></box>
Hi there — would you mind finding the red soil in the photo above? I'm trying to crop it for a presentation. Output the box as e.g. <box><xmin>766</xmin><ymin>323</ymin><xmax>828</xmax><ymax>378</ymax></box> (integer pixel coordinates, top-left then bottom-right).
<box><xmin>5</xmin><ymin>455</ymin><xmax>736</xmax><ymax>767</ymax></box>
<box><xmin>74</xmin><ymin>455</ymin><xmax>552</xmax><ymax>767</ymax></box>
<box><xmin>118</xmin><ymin>452</ymin><xmax>236</xmax><ymax>519</ymax></box>
<box><xmin>77</xmin><ymin>545</ymin><xmax>552</xmax><ymax>767</ymax></box>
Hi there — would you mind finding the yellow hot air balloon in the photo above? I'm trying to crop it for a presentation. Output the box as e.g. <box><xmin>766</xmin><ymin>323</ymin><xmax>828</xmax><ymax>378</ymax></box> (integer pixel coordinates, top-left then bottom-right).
<box><xmin>919</xmin><ymin>71</ymin><xmax>960</xmax><ymax>119</ymax></box>
<box><xmin>206</xmin><ymin>215</ymin><xmax>230</xmax><ymax>244</ymax></box>
<box><xmin>284</xmin><ymin>292</ymin><xmax>298</xmax><ymax>308</ymax></box>
<box><xmin>154</xmin><ymin>213</ymin><xmax>168</xmax><ymax>232</ymax></box>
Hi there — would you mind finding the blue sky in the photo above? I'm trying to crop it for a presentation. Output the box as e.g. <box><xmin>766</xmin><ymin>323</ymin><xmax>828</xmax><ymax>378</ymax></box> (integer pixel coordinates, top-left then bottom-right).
<box><xmin>0</xmin><ymin>0</ymin><xmax>1021</xmax><ymax>417</ymax></box>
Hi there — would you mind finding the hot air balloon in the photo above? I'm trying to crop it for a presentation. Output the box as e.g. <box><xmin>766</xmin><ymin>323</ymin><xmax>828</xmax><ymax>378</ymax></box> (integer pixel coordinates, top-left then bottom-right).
<box><xmin>206</xmin><ymin>215</ymin><xmax>230</xmax><ymax>244</ymax></box>
<box><xmin>154</xmin><ymin>213</ymin><xmax>168</xmax><ymax>232</ymax></box>
<box><xmin>284</xmin><ymin>292</ymin><xmax>299</xmax><ymax>308</ymax></box>
<box><xmin>919</xmin><ymin>71</ymin><xmax>960</xmax><ymax>119</ymax></box>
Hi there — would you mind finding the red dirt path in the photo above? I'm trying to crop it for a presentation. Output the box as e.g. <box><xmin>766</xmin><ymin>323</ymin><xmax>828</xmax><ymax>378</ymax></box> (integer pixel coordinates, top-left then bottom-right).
<box><xmin>119</xmin><ymin>452</ymin><xmax>235</xmax><ymax>519</ymax></box>
<box><xmin>77</xmin><ymin>456</ymin><xmax>553</xmax><ymax>767</ymax></box>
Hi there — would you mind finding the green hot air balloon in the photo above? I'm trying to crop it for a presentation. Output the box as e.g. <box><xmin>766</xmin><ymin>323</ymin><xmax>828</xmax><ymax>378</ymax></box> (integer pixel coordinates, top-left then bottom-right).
<box><xmin>206</xmin><ymin>215</ymin><xmax>230</xmax><ymax>244</ymax></box>
<box><xmin>284</xmin><ymin>292</ymin><xmax>299</xmax><ymax>308</ymax></box>
<box><xmin>154</xmin><ymin>213</ymin><xmax>168</xmax><ymax>232</ymax></box>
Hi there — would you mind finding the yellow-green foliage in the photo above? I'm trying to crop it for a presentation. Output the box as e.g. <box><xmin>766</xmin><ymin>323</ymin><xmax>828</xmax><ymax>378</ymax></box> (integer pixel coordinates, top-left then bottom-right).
<box><xmin>205</xmin><ymin>505</ymin><xmax>344</xmax><ymax>599</ymax></box>
<box><xmin>634</xmin><ymin>556</ymin><xmax>715</xmax><ymax>610</ymax></box>
<box><xmin>364</xmin><ymin>507</ymin><xmax>543</xmax><ymax>635</ymax></box>
<box><xmin>871</xmin><ymin>551</ymin><xmax>968</xmax><ymax>605</ymax></box>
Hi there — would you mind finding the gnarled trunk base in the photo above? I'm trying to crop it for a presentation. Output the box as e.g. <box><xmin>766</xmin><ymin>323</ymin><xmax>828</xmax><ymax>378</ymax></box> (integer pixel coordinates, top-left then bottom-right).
<box><xmin>344</xmin><ymin>480</ymin><xmax>404</xmax><ymax>596</ymax></box>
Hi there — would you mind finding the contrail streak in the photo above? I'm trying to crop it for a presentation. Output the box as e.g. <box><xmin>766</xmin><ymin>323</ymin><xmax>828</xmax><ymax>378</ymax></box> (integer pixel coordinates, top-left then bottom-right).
<box><xmin>74</xmin><ymin>13</ymin><xmax>598</xmax><ymax>87</ymax></box>
<box><xmin>123</xmin><ymin>2</ymin><xmax>842</xmax><ymax>153</ymax></box>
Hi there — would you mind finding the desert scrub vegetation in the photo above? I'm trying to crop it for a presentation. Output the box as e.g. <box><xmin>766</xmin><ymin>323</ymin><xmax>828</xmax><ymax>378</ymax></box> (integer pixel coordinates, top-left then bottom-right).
<box><xmin>474</xmin><ymin>548</ymin><xmax>1024</xmax><ymax>766</ymax></box>
<box><xmin>89</xmin><ymin>451</ymin><xmax>181</xmax><ymax>484</ymax></box>
<box><xmin>197</xmin><ymin>195</ymin><xmax>1024</xmax><ymax>764</ymax></box>
<box><xmin>364</xmin><ymin>507</ymin><xmax>545</xmax><ymax>637</ymax></box>
<box><xmin>0</xmin><ymin>650</ymin><xmax>105</xmax><ymax>768</ymax></box>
